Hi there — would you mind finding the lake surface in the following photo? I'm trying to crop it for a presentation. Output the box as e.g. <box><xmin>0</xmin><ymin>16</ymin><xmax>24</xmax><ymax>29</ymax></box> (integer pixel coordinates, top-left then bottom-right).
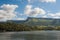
<box><xmin>0</xmin><ymin>31</ymin><xmax>60</xmax><ymax>40</ymax></box>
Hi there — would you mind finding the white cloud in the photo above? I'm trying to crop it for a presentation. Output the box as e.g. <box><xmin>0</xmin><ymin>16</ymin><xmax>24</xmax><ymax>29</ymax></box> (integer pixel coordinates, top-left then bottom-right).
<box><xmin>24</xmin><ymin>5</ymin><xmax>32</xmax><ymax>15</ymax></box>
<box><xmin>24</xmin><ymin>4</ymin><xmax>60</xmax><ymax>19</ymax></box>
<box><xmin>28</xmin><ymin>0</ymin><xmax>30</xmax><ymax>2</ymax></box>
<box><xmin>40</xmin><ymin>0</ymin><xmax>56</xmax><ymax>3</ymax></box>
<box><xmin>0</xmin><ymin>4</ymin><xmax>18</xmax><ymax>21</ymax></box>
<box><xmin>48</xmin><ymin>13</ymin><xmax>55</xmax><ymax>17</ymax></box>
<box><xmin>28</xmin><ymin>0</ymin><xmax>37</xmax><ymax>3</ymax></box>
<box><xmin>28</xmin><ymin>0</ymin><xmax>56</xmax><ymax>3</ymax></box>
<box><xmin>41</xmin><ymin>15</ymin><xmax>47</xmax><ymax>18</ymax></box>
<box><xmin>1</xmin><ymin>4</ymin><xmax>18</xmax><ymax>13</ymax></box>
<box><xmin>16</xmin><ymin>18</ymin><xmax>26</xmax><ymax>20</ymax></box>
<box><xmin>24</xmin><ymin>5</ymin><xmax>46</xmax><ymax>17</ymax></box>
<box><xmin>47</xmin><ymin>12</ymin><xmax>60</xmax><ymax>19</ymax></box>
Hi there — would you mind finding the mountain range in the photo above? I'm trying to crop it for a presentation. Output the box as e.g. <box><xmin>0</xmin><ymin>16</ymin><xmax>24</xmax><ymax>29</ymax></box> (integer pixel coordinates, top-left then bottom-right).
<box><xmin>4</xmin><ymin>17</ymin><xmax>60</xmax><ymax>26</ymax></box>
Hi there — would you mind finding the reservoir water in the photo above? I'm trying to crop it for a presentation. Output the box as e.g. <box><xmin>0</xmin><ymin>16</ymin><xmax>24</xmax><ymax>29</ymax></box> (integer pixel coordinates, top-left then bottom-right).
<box><xmin>0</xmin><ymin>31</ymin><xmax>60</xmax><ymax>40</ymax></box>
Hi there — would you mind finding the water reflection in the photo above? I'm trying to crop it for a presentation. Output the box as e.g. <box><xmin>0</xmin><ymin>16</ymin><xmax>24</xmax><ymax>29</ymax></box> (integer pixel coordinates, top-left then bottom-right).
<box><xmin>0</xmin><ymin>31</ymin><xmax>59</xmax><ymax>40</ymax></box>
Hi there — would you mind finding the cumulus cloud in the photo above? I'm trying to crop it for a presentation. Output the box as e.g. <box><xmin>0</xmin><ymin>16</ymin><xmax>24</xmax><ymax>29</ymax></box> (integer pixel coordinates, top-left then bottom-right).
<box><xmin>24</xmin><ymin>5</ymin><xmax>46</xmax><ymax>17</ymax></box>
<box><xmin>24</xmin><ymin>5</ymin><xmax>32</xmax><ymax>15</ymax></box>
<box><xmin>24</xmin><ymin>4</ymin><xmax>60</xmax><ymax>19</ymax></box>
<box><xmin>0</xmin><ymin>4</ymin><xmax>18</xmax><ymax>21</ymax></box>
<box><xmin>1</xmin><ymin>4</ymin><xmax>18</xmax><ymax>13</ymax></box>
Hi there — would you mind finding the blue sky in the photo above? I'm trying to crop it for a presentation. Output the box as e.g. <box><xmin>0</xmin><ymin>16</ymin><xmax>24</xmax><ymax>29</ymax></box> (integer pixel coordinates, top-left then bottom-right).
<box><xmin>0</xmin><ymin>0</ymin><xmax>60</xmax><ymax>21</ymax></box>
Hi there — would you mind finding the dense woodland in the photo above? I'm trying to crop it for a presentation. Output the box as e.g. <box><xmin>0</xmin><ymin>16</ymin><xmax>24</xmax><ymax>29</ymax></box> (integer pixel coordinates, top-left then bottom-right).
<box><xmin>0</xmin><ymin>22</ymin><xmax>60</xmax><ymax>32</ymax></box>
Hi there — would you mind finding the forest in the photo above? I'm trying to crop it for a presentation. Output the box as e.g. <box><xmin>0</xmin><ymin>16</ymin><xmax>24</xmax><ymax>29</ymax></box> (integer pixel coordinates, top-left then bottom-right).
<box><xmin>0</xmin><ymin>22</ymin><xmax>60</xmax><ymax>32</ymax></box>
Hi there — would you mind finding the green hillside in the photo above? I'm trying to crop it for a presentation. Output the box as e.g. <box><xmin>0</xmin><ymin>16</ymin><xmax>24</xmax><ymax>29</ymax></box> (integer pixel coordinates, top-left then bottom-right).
<box><xmin>24</xmin><ymin>17</ymin><xmax>60</xmax><ymax>26</ymax></box>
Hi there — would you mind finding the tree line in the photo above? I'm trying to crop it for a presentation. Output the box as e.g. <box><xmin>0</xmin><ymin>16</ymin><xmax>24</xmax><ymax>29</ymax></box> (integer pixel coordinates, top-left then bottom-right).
<box><xmin>0</xmin><ymin>22</ymin><xmax>60</xmax><ymax>32</ymax></box>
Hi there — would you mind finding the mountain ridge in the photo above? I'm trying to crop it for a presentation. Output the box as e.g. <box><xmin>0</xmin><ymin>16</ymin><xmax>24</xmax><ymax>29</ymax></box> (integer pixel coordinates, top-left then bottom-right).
<box><xmin>0</xmin><ymin>17</ymin><xmax>60</xmax><ymax>26</ymax></box>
